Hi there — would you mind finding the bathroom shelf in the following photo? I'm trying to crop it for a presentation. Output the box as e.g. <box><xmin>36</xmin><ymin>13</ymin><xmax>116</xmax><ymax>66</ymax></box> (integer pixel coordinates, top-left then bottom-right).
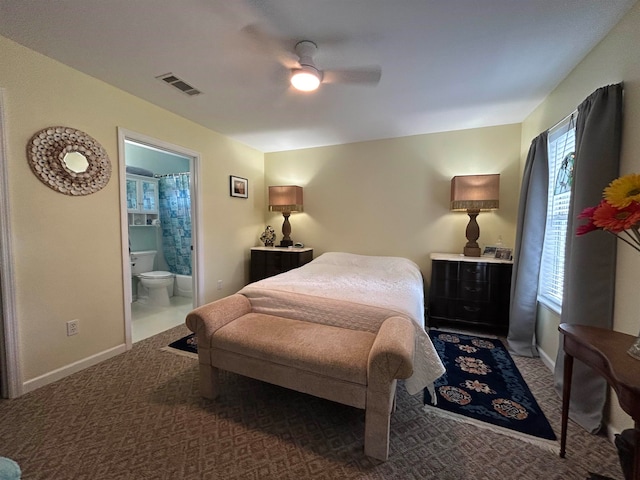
<box><xmin>128</xmin><ymin>213</ymin><xmax>158</xmax><ymax>227</ymax></box>
<box><xmin>126</xmin><ymin>174</ymin><xmax>159</xmax><ymax>227</ymax></box>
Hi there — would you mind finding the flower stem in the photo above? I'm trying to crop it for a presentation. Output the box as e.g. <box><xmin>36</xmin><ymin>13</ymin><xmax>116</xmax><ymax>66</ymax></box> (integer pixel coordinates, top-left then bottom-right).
<box><xmin>611</xmin><ymin>230</ymin><xmax>640</xmax><ymax>253</ymax></box>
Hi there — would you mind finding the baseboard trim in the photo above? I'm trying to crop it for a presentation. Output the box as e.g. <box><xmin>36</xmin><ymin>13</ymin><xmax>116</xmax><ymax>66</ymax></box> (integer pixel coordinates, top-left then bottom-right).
<box><xmin>22</xmin><ymin>344</ymin><xmax>127</xmax><ymax>394</ymax></box>
<box><xmin>537</xmin><ymin>345</ymin><xmax>556</xmax><ymax>372</ymax></box>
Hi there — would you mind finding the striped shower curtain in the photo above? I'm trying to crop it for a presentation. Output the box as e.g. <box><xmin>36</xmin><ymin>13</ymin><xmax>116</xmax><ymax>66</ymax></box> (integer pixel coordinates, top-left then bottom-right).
<box><xmin>158</xmin><ymin>173</ymin><xmax>192</xmax><ymax>276</ymax></box>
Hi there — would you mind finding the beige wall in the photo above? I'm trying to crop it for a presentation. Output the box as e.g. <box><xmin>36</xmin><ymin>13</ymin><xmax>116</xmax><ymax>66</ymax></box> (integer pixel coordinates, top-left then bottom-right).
<box><xmin>522</xmin><ymin>2</ymin><xmax>640</xmax><ymax>434</ymax></box>
<box><xmin>0</xmin><ymin>35</ymin><xmax>264</xmax><ymax>384</ymax></box>
<box><xmin>265</xmin><ymin>124</ymin><xmax>522</xmax><ymax>278</ymax></box>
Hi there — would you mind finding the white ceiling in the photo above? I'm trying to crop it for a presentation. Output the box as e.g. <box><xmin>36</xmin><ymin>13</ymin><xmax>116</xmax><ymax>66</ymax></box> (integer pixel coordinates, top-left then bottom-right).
<box><xmin>0</xmin><ymin>0</ymin><xmax>636</xmax><ymax>152</ymax></box>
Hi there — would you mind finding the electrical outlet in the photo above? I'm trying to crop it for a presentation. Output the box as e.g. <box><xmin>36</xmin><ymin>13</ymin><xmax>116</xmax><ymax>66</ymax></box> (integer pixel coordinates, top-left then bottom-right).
<box><xmin>217</xmin><ymin>280</ymin><xmax>223</xmax><ymax>290</ymax></box>
<box><xmin>66</xmin><ymin>319</ymin><xmax>79</xmax><ymax>336</ymax></box>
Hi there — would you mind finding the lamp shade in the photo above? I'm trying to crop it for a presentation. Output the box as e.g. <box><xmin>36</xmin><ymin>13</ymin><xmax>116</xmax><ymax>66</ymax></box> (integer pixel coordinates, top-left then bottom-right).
<box><xmin>450</xmin><ymin>174</ymin><xmax>500</xmax><ymax>211</ymax></box>
<box><xmin>268</xmin><ymin>186</ymin><xmax>304</xmax><ymax>213</ymax></box>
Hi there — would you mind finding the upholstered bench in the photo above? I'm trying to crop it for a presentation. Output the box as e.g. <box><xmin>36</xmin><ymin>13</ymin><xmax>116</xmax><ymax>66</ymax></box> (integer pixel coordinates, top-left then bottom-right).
<box><xmin>186</xmin><ymin>293</ymin><xmax>415</xmax><ymax>461</ymax></box>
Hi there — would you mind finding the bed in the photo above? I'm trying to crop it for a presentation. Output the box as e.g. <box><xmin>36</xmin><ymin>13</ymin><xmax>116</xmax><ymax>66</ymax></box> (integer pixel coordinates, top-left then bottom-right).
<box><xmin>186</xmin><ymin>251</ymin><xmax>445</xmax><ymax>460</ymax></box>
<box><xmin>239</xmin><ymin>251</ymin><xmax>445</xmax><ymax>396</ymax></box>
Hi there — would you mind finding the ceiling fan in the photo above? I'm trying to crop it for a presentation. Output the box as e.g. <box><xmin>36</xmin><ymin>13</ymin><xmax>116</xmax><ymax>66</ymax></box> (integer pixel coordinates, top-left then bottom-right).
<box><xmin>241</xmin><ymin>25</ymin><xmax>382</xmax><ymax>93</ymax></box>
<box><xmin>289</xmin><ymin>40</ymin><xmax>382</xmax><ymax>92</ymax></box>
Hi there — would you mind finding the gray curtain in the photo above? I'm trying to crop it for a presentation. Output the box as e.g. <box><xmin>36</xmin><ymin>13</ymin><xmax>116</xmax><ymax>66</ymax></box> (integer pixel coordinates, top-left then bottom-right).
<box><xmin>553</xmin><ymin>83</ymin><xmax>623</xmax><ymax>433</ymax></box>
<box><xmin>507</xmin><ymin>133</ymin><xmax>549</xmax><ymax>357</ymax></box>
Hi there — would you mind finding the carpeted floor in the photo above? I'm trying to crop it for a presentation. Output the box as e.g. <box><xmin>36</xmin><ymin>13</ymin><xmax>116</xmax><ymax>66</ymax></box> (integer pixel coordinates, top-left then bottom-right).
<box><xmin>0</xmin><ymin>324</ymin><xmax>625</xmax><ymax>479</ymax></box>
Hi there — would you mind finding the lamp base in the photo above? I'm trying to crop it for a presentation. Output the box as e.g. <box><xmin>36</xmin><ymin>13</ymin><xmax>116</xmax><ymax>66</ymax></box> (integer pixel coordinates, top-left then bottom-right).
<box><xmin>463</xmin><ymin>246</ymin><xmax>481</xmax><ymax>257</ymax></box>
<box><xmin>278</xmin><ymin>212</ymin><xmax>294</xmax><ymax>248</ymax></box>
<box><xmin>463</xmin><ymin>209</ymin><xmax>482</xmax><ymax>257</ymax></box>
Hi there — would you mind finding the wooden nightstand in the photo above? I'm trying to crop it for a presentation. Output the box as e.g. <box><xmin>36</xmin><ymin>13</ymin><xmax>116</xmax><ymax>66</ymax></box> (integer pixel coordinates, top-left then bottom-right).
<box><xmin>250</xmin><ymin>247</ymin><xmax>313</xmax><ymax>283</ymax></box>
<box><xmin>427</xmin><ymin>253</ymin><xmax>513</xmax><ymax>334</ymax></box>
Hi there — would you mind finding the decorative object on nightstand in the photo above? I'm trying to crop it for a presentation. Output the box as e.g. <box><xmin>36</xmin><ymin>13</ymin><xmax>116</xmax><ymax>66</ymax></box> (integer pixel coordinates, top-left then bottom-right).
<box><xmin>450</xmin><ymin>174</ymin><xmax>500</xmax><ymax>257</ymax></box>
<box><xmin>268</xmin><ymin>185</ymin><xmax>303</xmax><ymax>247</ymax></box>
<box><xmin>250</xmin><ymin>247</ymin><xmax>313</xmax><ymax>282</ymax></box>
<box><xmin>260</xmin><ymin>225</ymin><xmax>276</xmax><ymax>247</ymax></box>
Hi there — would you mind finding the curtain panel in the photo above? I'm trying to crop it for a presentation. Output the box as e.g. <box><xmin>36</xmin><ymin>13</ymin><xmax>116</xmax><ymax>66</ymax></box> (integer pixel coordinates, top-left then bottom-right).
<box><xmin>507</xmin><ymin>133</ymin><xmax>549</xmax><ymax>357</ymax></box>
<box><xmin>553</xmin><ymin>83</ymin><xmax>623</xmax><ymax>433</ymax></box>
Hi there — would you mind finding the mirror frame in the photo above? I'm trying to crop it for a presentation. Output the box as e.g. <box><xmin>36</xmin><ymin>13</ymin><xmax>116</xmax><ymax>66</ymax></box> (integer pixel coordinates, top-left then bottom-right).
<box><xmin>27</xmin><ymin>126</ymin><xmax>111</xmax><ymax>196</ymax></box>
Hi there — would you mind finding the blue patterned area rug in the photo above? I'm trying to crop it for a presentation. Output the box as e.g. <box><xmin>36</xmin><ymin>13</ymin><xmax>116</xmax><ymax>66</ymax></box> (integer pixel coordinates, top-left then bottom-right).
<box><xmin>162</xmin><ymin>333</ymin><xmax>198</xmax><ymax>359</ymax></box>
<box><xmin>424</xmin><ymin>330</ymin><xmax>558</xmax><ymax>453</ymax></box>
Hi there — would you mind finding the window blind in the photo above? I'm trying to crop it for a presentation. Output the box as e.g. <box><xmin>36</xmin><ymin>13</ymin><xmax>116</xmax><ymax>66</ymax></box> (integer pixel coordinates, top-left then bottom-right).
<box><xmin>538</xmin><ymin>113</ymin><xmax>576</xmax><ymax>313</ymax></box>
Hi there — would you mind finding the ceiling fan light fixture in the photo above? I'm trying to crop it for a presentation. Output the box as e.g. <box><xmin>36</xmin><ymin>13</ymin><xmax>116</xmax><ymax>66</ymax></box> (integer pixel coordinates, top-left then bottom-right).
<box><xmin>291</xmin><ymin>66</ymin><xmax>321</xmax><ymax>92</ymax></box>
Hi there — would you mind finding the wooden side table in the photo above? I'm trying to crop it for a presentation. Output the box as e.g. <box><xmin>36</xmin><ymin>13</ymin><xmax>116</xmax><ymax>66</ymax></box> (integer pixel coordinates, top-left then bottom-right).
<box><xmin>558</xmin><ymin>323</ymin><xmax>640</xmax><ymax>480</ymax></box>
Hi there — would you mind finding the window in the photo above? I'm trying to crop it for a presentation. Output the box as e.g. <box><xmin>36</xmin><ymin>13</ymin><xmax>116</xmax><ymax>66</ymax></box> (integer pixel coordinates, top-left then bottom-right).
<box><xmin>538</xmin><ymin>113</ymin><xmax>576</xmax><ymax>313</ymax></box>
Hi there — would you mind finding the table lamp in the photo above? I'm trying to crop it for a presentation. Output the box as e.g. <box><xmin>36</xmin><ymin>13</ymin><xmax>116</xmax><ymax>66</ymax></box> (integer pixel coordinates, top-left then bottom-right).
<box><xmin>450</xmin><ymin>174</ymin><xmax>500</xmax><ymax>257</ymax></box>
<box><xmin>268</xmin><ymin>185</ymin><xmax>304</xmax><ymax>247</ymax></box>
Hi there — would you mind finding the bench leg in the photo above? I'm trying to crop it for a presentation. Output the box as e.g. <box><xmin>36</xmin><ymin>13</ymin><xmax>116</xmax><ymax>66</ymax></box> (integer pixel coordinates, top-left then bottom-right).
<box><xmin>364</xmin><ymin>407</ymin><xmax>391</xmax><ymax>461</ymax></box>
<box><xmin>199</xmin><ymin>363</ymin><xmax>220</xmax><ymax>400</ymax></box>
<box><xmin>364</xmin><ymin>382</ymin><xmax>396</xmax><ymax>461</ymax></box>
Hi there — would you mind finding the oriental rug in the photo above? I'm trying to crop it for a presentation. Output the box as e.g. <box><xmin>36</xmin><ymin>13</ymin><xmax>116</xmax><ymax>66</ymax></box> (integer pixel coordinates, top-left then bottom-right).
<box><xmin>424</xmin><ymin>330</ymin><xmax>558</xmax><ymax>453</ymax></box>
<box><xmin>161</xmin><ymin>332</ymin><xmax>198</xmax><ymax>359</ymax></box>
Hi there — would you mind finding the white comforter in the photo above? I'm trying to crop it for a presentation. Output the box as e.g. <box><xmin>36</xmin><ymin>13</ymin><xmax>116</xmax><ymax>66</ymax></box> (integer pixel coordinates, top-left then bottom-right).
<box><xmin>239</xmin><ymin>251</ymin><xmax>445</xmax><ymax>396</ymax></box>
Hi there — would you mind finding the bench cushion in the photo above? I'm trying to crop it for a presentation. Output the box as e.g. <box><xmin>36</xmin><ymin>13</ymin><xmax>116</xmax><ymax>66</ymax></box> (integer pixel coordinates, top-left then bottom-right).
<box><xmin>212</xmin><ymin>313</ymin><xmax>376</xmax><ymax>385</ymax></box>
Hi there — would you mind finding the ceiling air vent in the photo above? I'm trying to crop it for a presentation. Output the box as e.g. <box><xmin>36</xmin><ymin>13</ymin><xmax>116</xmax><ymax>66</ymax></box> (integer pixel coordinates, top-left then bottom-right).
<box><xmin>156</xmin><ymin>73</ymin><xmax>202</xmax><ymax>96</ymax></box>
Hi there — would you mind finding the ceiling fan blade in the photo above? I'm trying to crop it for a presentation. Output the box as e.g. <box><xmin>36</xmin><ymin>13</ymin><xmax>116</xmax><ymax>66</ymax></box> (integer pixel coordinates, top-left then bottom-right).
<box><xmin>240</xmin><ymin>23</ymin><xmax>299</xmax><ymax>69</ymax></box>
<box><xmin>322</xmin><ymin>66</ymin><xmax>382</xmax><ymax>86</ymax></box>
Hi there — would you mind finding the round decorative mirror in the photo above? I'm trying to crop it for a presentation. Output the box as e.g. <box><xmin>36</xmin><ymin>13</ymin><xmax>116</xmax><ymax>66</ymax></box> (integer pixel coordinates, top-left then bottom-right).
<box><xmin>62</xmin><ymin>151</ymin><xmax>90</xmax><ymax>173</ymax></box>
<box><xmin>26</xmin><ymin>126</ymin><xmax>112</xmax><ymax>196</ymax></box>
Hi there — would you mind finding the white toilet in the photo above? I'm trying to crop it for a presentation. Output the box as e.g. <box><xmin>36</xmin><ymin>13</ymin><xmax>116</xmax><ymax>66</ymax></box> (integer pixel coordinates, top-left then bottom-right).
<box><xmin>130</xmin><ymin>250</ymin><xmax>174</xmax><ymax>307</ymax></box>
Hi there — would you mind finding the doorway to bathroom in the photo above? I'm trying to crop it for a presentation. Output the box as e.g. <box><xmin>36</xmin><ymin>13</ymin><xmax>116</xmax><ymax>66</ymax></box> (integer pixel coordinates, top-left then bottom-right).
<box><xmin>118</xmin><ymin>129</ymin><xmax>201</xmax><ymax>346</ymax></box>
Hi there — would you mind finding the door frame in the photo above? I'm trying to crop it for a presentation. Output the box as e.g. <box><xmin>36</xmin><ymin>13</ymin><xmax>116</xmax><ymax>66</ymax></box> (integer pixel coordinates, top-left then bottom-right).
<box><xmin>117</xmin><ymin>128</ymin><xmax>203</xmax><ymax>349</ymax></box>
<box><xmin>0</xmin><ymin>88</ymin><xmax>22</xmax><ymax>398</ymax></box>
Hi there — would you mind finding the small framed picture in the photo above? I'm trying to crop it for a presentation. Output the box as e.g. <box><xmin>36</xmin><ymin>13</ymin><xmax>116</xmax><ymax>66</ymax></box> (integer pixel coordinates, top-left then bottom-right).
<box><xmin>495</xmin><ymin>247</ymin><xmax>513</xmax><ymax>260</ymax></box>
<box><xmin>482</xmin><ymin>246</ymin><xmax>497</xmax><ymax>257</ymax></box>
<box><xmin>230</xmin><ymin>175</ymin><xmax>248</xmax><ymax>198</ymax></box>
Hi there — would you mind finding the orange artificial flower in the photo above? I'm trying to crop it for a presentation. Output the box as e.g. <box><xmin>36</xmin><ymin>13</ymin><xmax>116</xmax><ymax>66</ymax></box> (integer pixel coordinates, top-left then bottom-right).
<box><xmin>592</xmin><ymin>200</ymin><xmax>640</xmax><ymax>233</ymax></box>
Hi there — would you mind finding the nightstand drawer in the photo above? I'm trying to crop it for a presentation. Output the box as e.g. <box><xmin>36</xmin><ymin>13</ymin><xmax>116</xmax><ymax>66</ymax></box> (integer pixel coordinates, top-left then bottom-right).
<box><xmin>455</xmin><ymin>301</ymin><xmax>490</xmax><ymax>322</ymax></box>
<box><xmin>459</xmin><ymin>281</ymin><xmax>490</xmax><ymax>301</ymax></box>
<box><xmin>431</xmin><ymin>261</ymin><xmax>459</xmax><ymax>281</ymax></box>
<box><xmin>428</xmin><ymin>299</ymin><xmax>458</xmax><ymax>319</ymax></box>
<box><xmin>430</xmin><ymin>278</ymin><xmax>459</xmax><ymax>298</ymax></box>
<box><xmin>460</xmin><ymin>263</ymin><xmax>488</xmax><ymax>282</ymax></box>
<box><xmin>265</xmin><ymin>251</ymin><xmax>289</xmax><ymax>275</ymax></box>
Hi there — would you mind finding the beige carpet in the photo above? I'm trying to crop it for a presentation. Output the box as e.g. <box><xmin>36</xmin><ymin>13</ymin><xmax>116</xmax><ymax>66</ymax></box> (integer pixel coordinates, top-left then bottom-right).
<box><xmin>0</xmin><ymin>324</ymin><xmax>624</xmax><ymax>480</ymax></box>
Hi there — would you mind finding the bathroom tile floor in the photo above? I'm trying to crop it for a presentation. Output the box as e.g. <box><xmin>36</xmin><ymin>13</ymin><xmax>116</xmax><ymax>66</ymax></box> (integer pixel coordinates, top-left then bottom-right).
<box><xmin>131</xmin><ymin>295</ymin><xmax>194</xmax><ymax>343</ymax></box>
